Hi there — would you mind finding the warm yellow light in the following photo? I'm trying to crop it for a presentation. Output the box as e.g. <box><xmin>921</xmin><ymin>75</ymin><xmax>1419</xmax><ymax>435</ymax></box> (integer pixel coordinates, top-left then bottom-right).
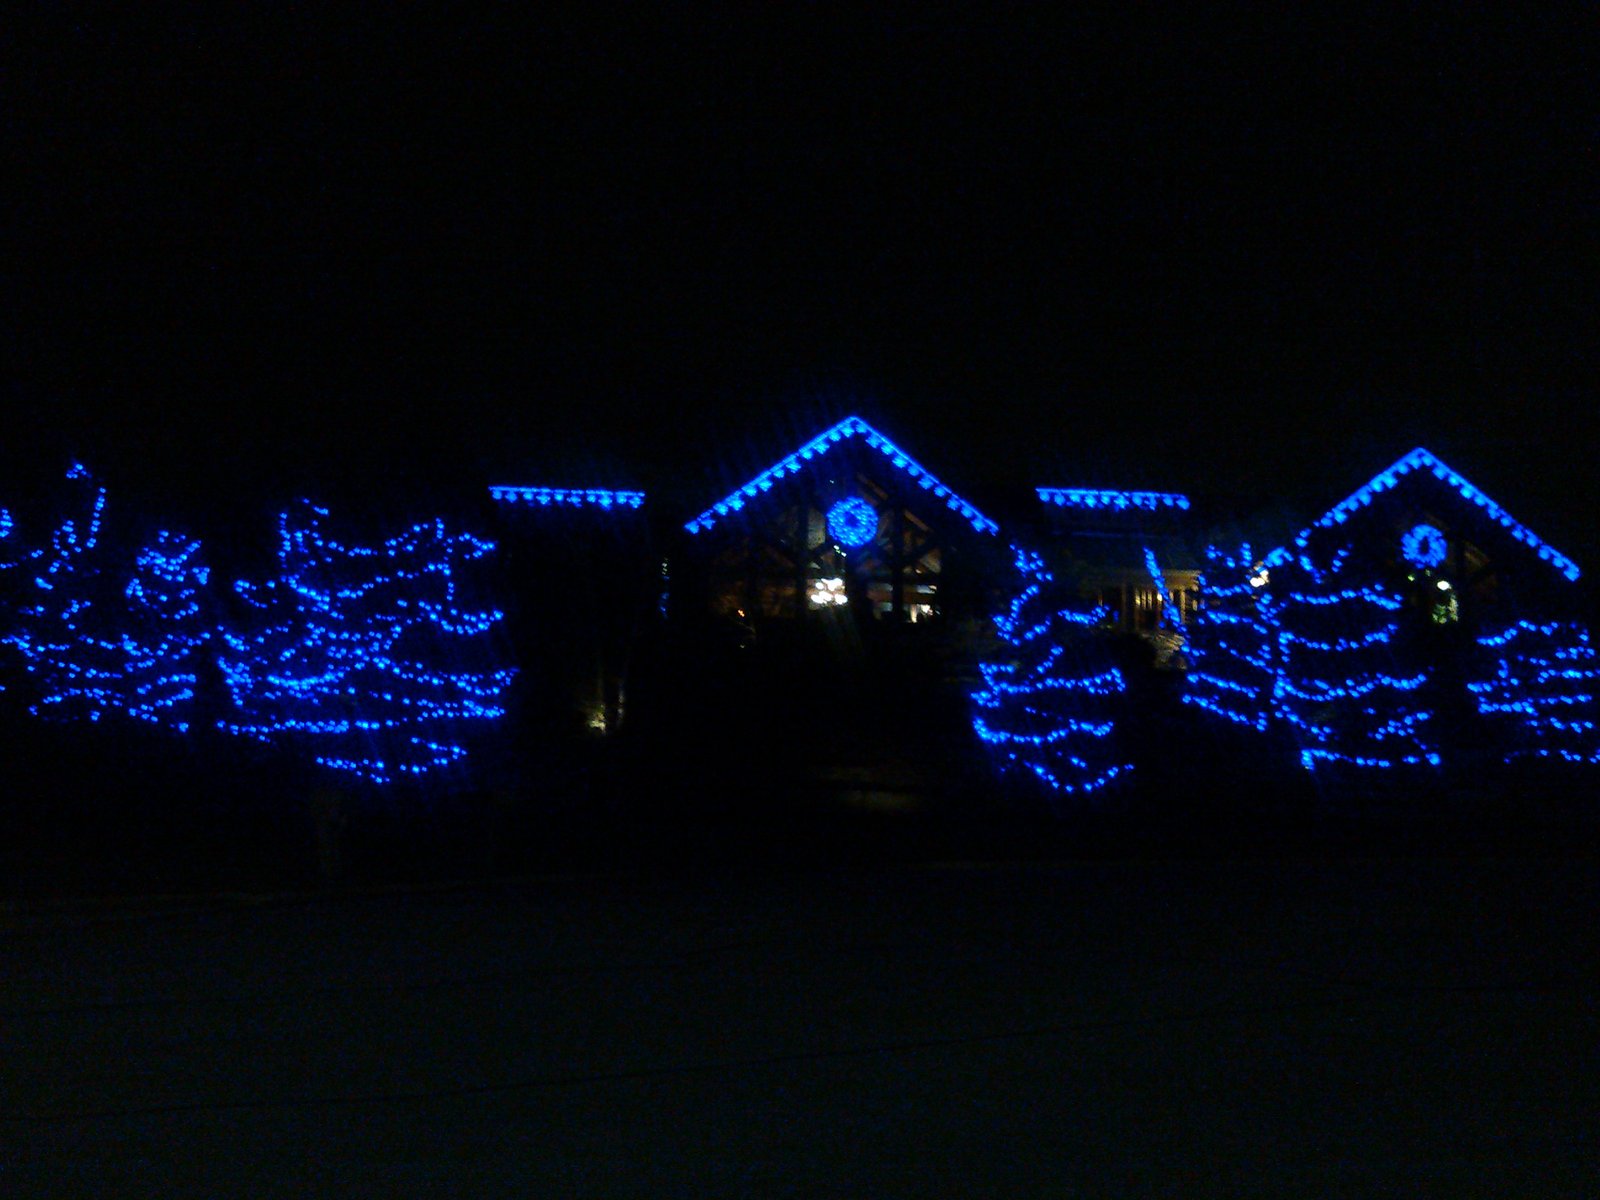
<box><xmin>808</xmin><ymin>576</ymin><xmax>849</xmax><ymax>608</ymax></box>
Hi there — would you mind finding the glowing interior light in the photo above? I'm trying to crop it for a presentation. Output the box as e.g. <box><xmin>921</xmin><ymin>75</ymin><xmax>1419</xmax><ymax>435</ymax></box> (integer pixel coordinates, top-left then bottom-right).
<box><xmin>683</xmin><ymin>416</ymin><xmax>999</xmax><ymax>536</ymax></box>
<box><xmin>826</xmin><ymin>497</ymin><xmax>878</xmax><ymax>547</ymax></box>
<box><xmin>808</xmin><ymin>576</ymin><xmax>849</xmax><ymax>607</ymax></box>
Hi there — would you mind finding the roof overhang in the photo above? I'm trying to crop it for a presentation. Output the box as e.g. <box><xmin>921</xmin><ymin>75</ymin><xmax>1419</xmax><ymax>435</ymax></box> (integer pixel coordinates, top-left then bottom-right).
<box><xmin>1264</xmin><ymin>447</ymin><xmax>1579</xmax><ymax>581</ymax></box>
<box><xmin>683</xmin><ymin>415</ymin><xmax>1000</xmax><ymax>536</ymax></box>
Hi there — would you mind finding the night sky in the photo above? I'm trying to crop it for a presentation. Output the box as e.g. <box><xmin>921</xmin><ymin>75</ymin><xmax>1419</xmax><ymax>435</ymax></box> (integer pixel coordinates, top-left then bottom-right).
<box><xmin>6</xmin><ymin>10</ymin><xmax>1596</xmax><ymax>560</ymax></box>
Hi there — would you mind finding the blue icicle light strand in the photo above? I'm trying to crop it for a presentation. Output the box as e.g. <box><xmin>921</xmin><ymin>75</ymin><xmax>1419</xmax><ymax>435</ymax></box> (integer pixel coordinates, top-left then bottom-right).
<box><xmin>1036</xmin><ymin>488</ymin><xmax>1190</xmax><ymax>511</ymax></box>
<box><xmin>1264</xmin><ymin>447</ymin><xmax>1580</xmax><ymax>582</ymax></box>
<box><xmin>970</xmin><ymin>547</ymin><xmax>1132</xmax><ymax>797</ymax></box>
<box><xmin>488</xmin><ymin>486</ymin><xmax>644</xmax><ymax>510</ymax></box>
<box><xmin>215</xmin><ymin>501</ymin><xmax>516</xmax><ymax>786</ymax></box>
<box><xmin>683</xmin><ymin>416</ymin><xmax>1000</xmax><ymax>536</ymax></box>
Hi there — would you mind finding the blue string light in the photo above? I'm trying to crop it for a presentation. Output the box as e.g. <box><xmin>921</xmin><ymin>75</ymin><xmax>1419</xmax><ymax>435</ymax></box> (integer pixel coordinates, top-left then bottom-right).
<box><xmin>1265</xmin><ymin>447</ymin><xmax>1580</xmax><ymax>582</ymax></box>
<box><xmin>1400</xmin><ymin>522</ymin><xmax>1447</xmax><ymax>570</ymax></box>
<box><xmin>2</xmin><ymin>465</ymin><xmax>121</xmax><ymax>722</ymax></box>
<box><xmin>1469</xmin><ymin>619</ymin><xmax>1600</xmax><ymax>765</ymax></box>
<box><xmin>970</xmin><ymin>547</ymin><xmax>1132</xmax><ymax>797</ymax></box>
<box><xmin>1036</xmin><ymin>488</ymin><xmax>1190</xmax><ymax>511</ymax></box>
<box><xmin>110</xmin><ymin>531</ymin><xmax>212</xmax><ymax>733</ymax></box>
<box><xmin>2</xmin><ymin>469</ymin><xmax>213</xmax><ymax>732</ymax></box>
<box><xmin>216</xmin><ymin>501</ymin><xmax>516</xmax><ymax>786</ymax></box>
<box><xmin>1142</xmin><ymin>546</ymin><xmax>1183</xmax><ymax>632</ymax></box>
<box><xmin>826</xmin><ymin>497</ymin><xmax>879</xmax><ymax>548</ymax></box>
<box><xmin>488</xmin><ymin>486</ymin><xmax>645</xmax><ymax>509</ymax></box>
<box><xmin>1270</xmin><ymin>546</ymin><xmax>1439</xmax><ymax>770</ymax></box>
<box><xmin>1182</xmin><ymin>544</ymin><xmax>1277</xmax><ymax>732</ymax></box>
<box><xmin>683</xmin><ymin>416</ymin><xmax>1000</xmax><ymax>536</ymax></box>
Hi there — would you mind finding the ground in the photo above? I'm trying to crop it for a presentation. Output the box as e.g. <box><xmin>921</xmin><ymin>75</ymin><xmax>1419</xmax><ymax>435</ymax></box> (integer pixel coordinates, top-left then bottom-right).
<box><xmin>3</xmin><ymin>859</ymin><xmax>1598</xmax><ymax>1196</ymax></box>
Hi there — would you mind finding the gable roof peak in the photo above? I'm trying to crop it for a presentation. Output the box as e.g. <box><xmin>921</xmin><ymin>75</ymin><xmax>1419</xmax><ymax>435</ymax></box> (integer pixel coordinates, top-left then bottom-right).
<box><xmin>683</xmin><ymin>414</ymin><xmax>999</xmax><ymax>537</ymax></box>
<box><xmin>1266</xmin><ymin>445</ymin><xmax>1580</xmax><ymax>582</ymax></box>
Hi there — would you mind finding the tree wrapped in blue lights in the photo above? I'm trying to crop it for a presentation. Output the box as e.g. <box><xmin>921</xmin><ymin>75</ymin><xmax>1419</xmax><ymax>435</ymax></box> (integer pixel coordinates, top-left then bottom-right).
<box><xmin>1271</xmin><ymin>548</ymin><xmax>1439</xmax><ymax>771</ymax></box>
<box><xmin>216</xmin><ymin>501</ymin><xmax>515</xmax><ymax>786</ymax></box>
<box><xmin>1182</xmin><ymin>544</ymin><xmax>1277</xmax><ymax>732</ymax></box>
<box><xmin>971</xmin><ymin>547</ymin><xmax>1131</xmax><ymax>797</ymax></box>
<box><xmin>2</xmin><ymin>466</ymin><xmax>216</xmax><ymax>731</ymax></box>
<box><xmin>115</xmin><ymin>531</ymin><xmax>213</xmax><ymax>733</ymax></box>
<box><xmin>1469</xmin><ymin>620</ymin><xmax>1600</xmax><ymax>766</ymax></box>
<box><xmin>1</xmin><ymin>464</ymin><xmax>122</xmax><ymax>721</ymax></box>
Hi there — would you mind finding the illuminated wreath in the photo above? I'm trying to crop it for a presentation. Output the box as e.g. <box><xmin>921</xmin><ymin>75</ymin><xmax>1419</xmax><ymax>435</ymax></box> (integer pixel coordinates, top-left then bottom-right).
<box><xmin>826</xmin><ymin>497</ymin><xmax>879</xmax><ymax>548</ymax></box>
<box><xmin>1401</xmin><ymin>522</ymin><xmax>1447</xmax><ymax>569</ymax></box>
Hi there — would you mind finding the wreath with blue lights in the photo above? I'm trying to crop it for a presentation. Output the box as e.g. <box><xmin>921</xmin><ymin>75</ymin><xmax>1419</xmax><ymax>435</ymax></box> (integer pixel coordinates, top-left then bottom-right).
<box><xmin>826</xmin><ymin>497</ymin><xmax>879</xmax><ymax>548</ymax></box>
<box><xmin>1401</xmin><ymin>523</ymin><xmax>1447</xmax><ymax>570</ymax></box>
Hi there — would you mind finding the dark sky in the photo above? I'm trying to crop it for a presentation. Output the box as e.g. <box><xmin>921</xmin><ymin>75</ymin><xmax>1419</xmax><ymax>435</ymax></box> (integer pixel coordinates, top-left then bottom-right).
<box><xmin>5</xmin><ymin>10</ymin><xmax>1597</xmax><ymax>559</ymax></box>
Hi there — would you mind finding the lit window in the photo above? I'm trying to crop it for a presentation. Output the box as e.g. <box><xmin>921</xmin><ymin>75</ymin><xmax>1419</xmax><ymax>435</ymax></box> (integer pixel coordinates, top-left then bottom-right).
<box><xmin>809</xmin><ymin>577</ymin><xmax>849</xmax><ymax>607</ymax></box>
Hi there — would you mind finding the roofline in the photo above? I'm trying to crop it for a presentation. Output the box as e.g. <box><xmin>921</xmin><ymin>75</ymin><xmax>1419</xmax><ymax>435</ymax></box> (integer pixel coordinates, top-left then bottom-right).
<box><xmin>1036</xmin><ymin>488</ymin><xmax>1190</xmax><ymax>511</ymax></box>
<box><xmin>682</xmin><ymin>415</ymin><xmax>1000</xmax><ymax>536</ymax></box>
<box><xmin>1263</xmin><ymin>447</ymin><xmax>1579</xmax><ymax>581</ymax></box>
<box><xmin>488</xmin><ymin>486</ymin><xmax>645</xmax><ymax>510</ymax></box>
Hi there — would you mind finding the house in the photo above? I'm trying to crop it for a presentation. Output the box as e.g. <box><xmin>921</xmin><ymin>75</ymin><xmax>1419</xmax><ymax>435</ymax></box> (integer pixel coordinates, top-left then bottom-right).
<box><xmin>486</xmin><ymin>419</ymin><xmax>1203</xmax><ymax>742</ymax></box>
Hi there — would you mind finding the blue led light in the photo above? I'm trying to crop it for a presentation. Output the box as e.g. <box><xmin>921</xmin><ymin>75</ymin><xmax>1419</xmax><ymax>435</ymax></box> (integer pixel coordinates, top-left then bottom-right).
<box><xmin>1036</xmin><ymin>488</ymin><xmax>1191</xmax><ymax>511</ymax></box>
<box><xmin>683</xmin><ymin>416</ymin><xmax>1000</xmax><ymax>536</ymax></box>
<box><xmin>1182</xmin><ymin>544</ymin><xmax>1276</xmax><ymax>732</ymax></box>
<box><xmin>216</xmin><ymin>501</ymin><xmax>515</xmax><ymax>786</ymax></box>
<box><xmin>826</xmin><ymin>497</ymin><xmax>878</xmax><ymax>548</ymax></box>
<box><xmin>1142</xmin><ymin>546</ymin><xmax>1183</xmax><ymax>632</ymax></box>
<box><xmin>1270</xmin><ymin>545</ymin><xmax>1439</xmax><ymax>771</ymax></box>
<box><xmin>488</xmin><ymin>486</ymin><xmax>645</xmax><ymax>509</ymax></box>
<box><xmin>1470</xmin><ymin>619</ymin><xmax>1600</xmax><ymax>765</ymax></box>
<box><xmin>1401</xmin><ymin>522</ymin><xmax>1447</xmax><ymax>569</ymax></box>
<box><xmin>2</xmin><ymin>469</ymin><xmax>211</xmax><ymax>731</ymax></box>
<box><xmin>1266</xmin><ymin>448</ymin><xmax>1580</xmax><ymax>582</ymax></box>
<box><xmin>970</xmin><ymin>546</ymin><xmax>1132</xmax><ymax>797</ymax></box>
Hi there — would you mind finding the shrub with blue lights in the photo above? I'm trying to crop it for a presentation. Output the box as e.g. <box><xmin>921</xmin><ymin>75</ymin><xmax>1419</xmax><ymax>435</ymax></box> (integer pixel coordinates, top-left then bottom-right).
<box><xmin>1182</xmin><ymin>544</ymin><xmax>1277</xmax><ymax>733</ymax></box>
<box><xmin>1469</xmin><ymin>620</ymin><xmax>1600</xmax><ymax>766</ymax></box>
<box><xmin>1</xmin><ymin>464</ymin><xmax>123</xmax><ymax>722</ymax></box>
<box><xmin>2</xmin><ymin>468</ymin><xmax>212</xmax><ymax>730</ymax></box>
<box><xmin>107</xmin><ymin>530</ymin><xmax>214</xmax><ymax>733</ymax></box>
<box><xmin>971</xmin><ymin>547</ymin><xmax>1131</xmax><ymax>797</ymax></box>
<box><xmin>1271</xmin><ymin>547</ymin><xmax>1439</xmax><ymax>771</ymax></box>
<box><xmin>216</xmin><ymin>500</ymin><xmax>516</xmax><ymax>786</ymax></box>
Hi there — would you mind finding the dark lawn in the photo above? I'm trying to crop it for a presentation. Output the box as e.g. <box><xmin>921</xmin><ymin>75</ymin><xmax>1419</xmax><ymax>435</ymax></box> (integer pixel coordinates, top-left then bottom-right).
<box><xmin>3</xmin><ymin>856</ymin><xmax>1597</xmax><ymax>1196</ymax></box>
